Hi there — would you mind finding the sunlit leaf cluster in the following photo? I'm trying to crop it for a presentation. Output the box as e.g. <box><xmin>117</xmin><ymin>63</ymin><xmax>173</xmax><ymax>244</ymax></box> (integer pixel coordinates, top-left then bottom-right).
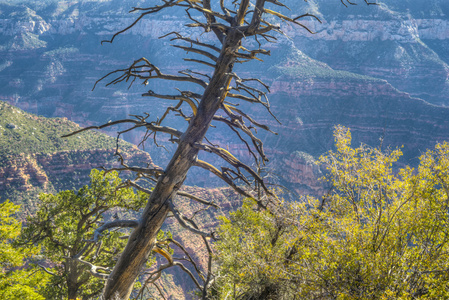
<box><xmin>0</xmin><ymin>201</ymin><xmax>49</xmax><ymax>300</ymax></box>
<box><xmin>214</xmin><ymin>126</ymin><xmax>449</xmax><ymax>299</ymax></box>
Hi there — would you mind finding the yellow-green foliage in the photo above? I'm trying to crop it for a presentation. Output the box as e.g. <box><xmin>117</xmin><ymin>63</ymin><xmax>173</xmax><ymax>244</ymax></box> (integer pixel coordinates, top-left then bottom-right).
<box><xmin>0</xmin><ymin>201</ymin><xmax>49</xmax><ymax>300</ymax></box>
<box><xmin>214</xmin><ymin>126</ymin><xmax>449</xmax><ymax>299</ymax></box>
<box><xmin>215</xmin><ymin>198</ymin><xmax>301</xmax><ymax>299</ymax></box>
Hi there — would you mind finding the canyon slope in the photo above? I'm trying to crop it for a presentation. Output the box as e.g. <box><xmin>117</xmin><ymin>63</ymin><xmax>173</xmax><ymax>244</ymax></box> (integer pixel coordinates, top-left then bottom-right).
<box><xmin>1</xmin><ymin>0</ymin><xmax>449</xmax><ymax>196</ymax></box>
<box><xmin>1</xmin><ymin>0</ymin><xmax>449</xmax><ymax>298</ymax></box>
<box><xmin>0</xmin><ymin>100</ymin><xmax>156</xmax><ymax>212</ymax></box>
<box><xmin>0</xmin><ymin>101</ymin><xmax>241</xmax><ymax>298</ymax></box>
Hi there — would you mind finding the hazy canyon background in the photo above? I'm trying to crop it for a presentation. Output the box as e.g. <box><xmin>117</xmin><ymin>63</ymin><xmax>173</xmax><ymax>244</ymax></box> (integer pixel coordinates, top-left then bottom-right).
<box><xmin>1</xmin><ymin>0</ymin><xmax>449</xmax><ymax>297</ymax></box>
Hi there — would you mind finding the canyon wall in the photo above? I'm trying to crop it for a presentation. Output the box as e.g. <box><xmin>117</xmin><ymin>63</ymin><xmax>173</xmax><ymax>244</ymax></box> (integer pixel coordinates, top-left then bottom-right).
<box><xmin>2</xmin><ymin>0</ymin><xmax>449</xmax><ymax>200</ymax></box>
<box><xmin>2</xmin><ymin>0</ymin><xmax>449</xmax><ymax>298</ymax></box>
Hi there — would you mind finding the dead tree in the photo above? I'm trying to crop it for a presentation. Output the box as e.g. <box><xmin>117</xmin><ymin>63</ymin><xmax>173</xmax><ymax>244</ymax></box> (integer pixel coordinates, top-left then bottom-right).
<box><xmin>64</xmin><ymin>0</ymin><xmax>376</xmax><ymax>299</ymax></box>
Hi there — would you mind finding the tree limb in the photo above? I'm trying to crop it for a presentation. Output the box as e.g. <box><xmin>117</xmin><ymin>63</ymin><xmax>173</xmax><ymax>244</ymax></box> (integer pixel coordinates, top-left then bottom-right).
<box><xmin>142</xmin><ymin>90</ymin><xmax>199</xmax><ymax>116</ymax></box>
<box><xmin>177</xmin><ymin>191</ymin><xmax>220</xmax><ymax>208</ymax></box>
<box><xmin>38</xmin><ymin>264</ymin><xmax>57</xmax><ymax>277</ymax></box>
<box><xmin>172</xmin><ymin>45</ymin><xmax>218</xmax><ymax>62</ymax></box>
<box><xmin>168</xmin><ymin>199</ymin><xmax>214</xmax><ymax>238</ymax></box>
<box><xmin>62</xmin><ymin>118</ymin><xmax>183</xmax><ymax>139</ymax></box>
<box><xmin>193</xmin><ymin>159</ymin><xmax>253</xmax><ymax>198</ymax></box>
<box><xmin>160</xmin><ymin>32</ymin><xmax>221</xmax><ymax>53</ymax></box>
<box><xmin>72</xmin><ymin>256</ymin><xmax>110</xmax><ymax>279</ymax></box>
<box><xmin>93</xmin><ymin>57</ymin><xmax>207</xmax><ymax>90</ymax></box>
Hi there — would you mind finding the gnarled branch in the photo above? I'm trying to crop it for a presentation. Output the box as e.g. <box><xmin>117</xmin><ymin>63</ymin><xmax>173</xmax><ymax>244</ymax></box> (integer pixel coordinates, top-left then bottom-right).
<box><xmin>93</xmin><ymin>57</ymin><xmax>207</xmax><ymax>90</ymax></box>
<box><xmin>193</xmin><ymin>159</ymin><xmax>253</xmax><ymax>198</ymax></box>
<box><xmin>62</xmin><ymin>118</ymin><xmax>183</xmax><ymax>139</ymax></box>
<box><xmin>177</xmin><ymin>191</ymin><xmax>220</xmax><ymax>208</ymax></box>
<box><xmin>168</xmin><ymin>199</ymin><xmax>214</xmax><ymax>238</ymax></box>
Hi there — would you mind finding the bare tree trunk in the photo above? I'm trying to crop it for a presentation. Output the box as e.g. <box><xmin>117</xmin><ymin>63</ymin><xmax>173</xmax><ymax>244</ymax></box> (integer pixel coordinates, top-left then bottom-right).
<box><xmin>65</xmin><ymin>0</ymin><xmax>365</xmax><ymax>297</ymax></box>
<box><xmin>102</xmin><ymin>37</ymin><xmax>240</xmax><ymax>299</ymax></box>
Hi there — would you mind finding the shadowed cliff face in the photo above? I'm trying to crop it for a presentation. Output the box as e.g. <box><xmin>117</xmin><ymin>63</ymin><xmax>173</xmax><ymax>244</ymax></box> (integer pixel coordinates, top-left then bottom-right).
<box><xmin>269</xmin><ymin>76</ymin><xmax>449</xmax><ymax>158</ymax></box>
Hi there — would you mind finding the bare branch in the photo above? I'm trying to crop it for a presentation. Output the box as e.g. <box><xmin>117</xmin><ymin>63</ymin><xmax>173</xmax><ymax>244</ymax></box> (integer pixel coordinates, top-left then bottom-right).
<box><xmin>87</xmin><ymin>219</ymin><xmax>139</xmax><ymax>244</ymax></box>
<box><xmin>172</xmin><ymin>45</ymin><xmax>218</xmax><ymax>62</ymax></box>
<box><xmin>184</xmin><ymin>58</ymin><xmax>216</xmax><ymax>68</ymax></box>
<box><xmin>228</xmin><ymin>105</ymin><xmax>277</xmax><ymax>134</ymax></box>
<box><xmin>213</xmin><ymin>115</ymin><xmax>259</xmax><ymax>163</ymax></box>
<box><xmin>227</xmin><ymin>92</ymin><xmax>261</xmax><ymax>103</ymax></box>
<box><xmin>92</xmin><ymin>57</ymin><xmax>207</xmax><ymax>90</ymax></box>
<box><xmin>179</xmin><ymin>69</ymin><xmax>211</xmax><ymax>81</ymax></box>
<box><xmin>220</xmin><ymin>0</ymin><xmax>233</xmax><ymax>17</ymax></box>
<box><xmin>142</xmin><ymin>90</ymin><xmax>199</xmax><ymax>116</ymax></box>
<box><xmin>145</xmin><ymin>261</ymin><xmax>204</xmax><ymax>294</ymax></box>
<box><xmin>72</xmin><ymin>256</ymin><xmax>110</xmax><ymax>279</ymax></box>
<box><xmin>341</xmin><ymin>0</ymin><xmax>378</xmax><ymax>7</ymax></box>
<box><xmin>265</xmin><ymin>0</ymin><xmax>290</xmax><ymax>9</ymax></box>
<box><xmin>262</xmin><ymin>10</ymin><xmax>321</xmax><ymax>34</ymax></box>
<box><xmin>38</xmin><ymin>264</ymin><xmax>57</xmax><ymax>277</ymax></box>
<box><xmin>182</xmin><ymin>218</ymin><xmax>215</xmax><ymax>297</ymax></box>
<box><xmin>72</xmin><ymin>219</ymin><xmax>139</xmax><ymax>265</ymax></box>
<box><xmin>227</xmin><ymin>78</ymin><xmax>282</xmax><ymax>124</ymax></box>
<box><xmin>173</xmin><ymin>261</ymin><xmax>203</xmax><ymax>290</ymax></box>
<box><xmin>62</xmin><ymin>118</ymin><xmax>183</xmax><ymax>139</ymax></box>
<box><xmin>168</xmin><ymin>199</ymin><xmax>214</xmax><ymax>238</ymax></box>
<box><xmin>160</xmin><ymin>32</ymin><xmax>221</xmax><ymax>53</ymax></box>
<box><xmin>193</xmin><ymin>159</ymin><xmax>253</xmax><ymax>198</ymax></box>
<box><xmin>139</xmin><ymin>239</ymin><xmax>206</xmax><ymax>298</ymax></box>
<box><xmin>231</xmin><ymin>72</ymin><xmax>271</xmax><ymax>92</ymax></box>
<box><xmin>189</xmin><ymin>2</ymin><xmax>232</xmax><ymax>23</ymax></box>
<box><xmin>194</xmin><ymin>142</ymin><xmax>271</xmax><ymax>196</ymax></box>
<box><xmin>153</xmin><ymin>282</ymin><xmax>167</xmax><ymax>300</ymax></box>
<box><xmin>120</xmin><ymin>179</ymin><xmax>154</xmax><ymax>194</ymax></box>
<box><xmin>177</xmin><ymin>191</ymin><xmax>220</xmax><ymax>208</ymax></box>
<box><xmin>239</xmin><ymin>46</ymin><xmax>271</xmax><ymax>61</ymax></box>
<box><xmin>167</xmin><ymin>238</ymin><xmax>205</xmax><ymax>280</ymax></box>
<box><xmin>221</xmin><ymin>104</ymin><xmax>268</xmax><ymax>162</ymax></box>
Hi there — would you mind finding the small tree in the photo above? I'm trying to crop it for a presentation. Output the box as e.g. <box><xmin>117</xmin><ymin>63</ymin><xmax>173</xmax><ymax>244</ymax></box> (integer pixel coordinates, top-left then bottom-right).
<box><xmin>214</xmin><ymin>126</ymin><xmax>449</xmax><ymax>299</ymax></box>
<box><xmin>22</xmin><ymin>169</ymin><xmax>147</xmax><ymax>300</ymax></box>
<box><xmin>0</xmin><ymin>201</ymin><xmax>49</xmax><ymax>300</ymax></box>
<box><xmin>63</xmin><ymin>1</ymin><xmax>377</xmax><ymax>298</ymax></box>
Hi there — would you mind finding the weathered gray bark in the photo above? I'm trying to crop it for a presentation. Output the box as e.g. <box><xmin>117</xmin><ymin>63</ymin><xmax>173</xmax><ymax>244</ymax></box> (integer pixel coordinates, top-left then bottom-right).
<box><xmin>102</xmin><ymin>34</ymin><xmax>241</xmax><ymax>300</ymax></box>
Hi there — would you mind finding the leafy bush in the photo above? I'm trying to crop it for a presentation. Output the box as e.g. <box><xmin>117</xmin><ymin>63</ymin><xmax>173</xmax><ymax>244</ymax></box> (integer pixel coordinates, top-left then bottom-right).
<box><xmin>0</xmin><ymin>201</ymin><xmax>49</xmax><ymax>300</ymax></box>
<box><xmin>214</xmin><ymin>126</ymin><xmax>449</xmax><ymax>299</ymax></box>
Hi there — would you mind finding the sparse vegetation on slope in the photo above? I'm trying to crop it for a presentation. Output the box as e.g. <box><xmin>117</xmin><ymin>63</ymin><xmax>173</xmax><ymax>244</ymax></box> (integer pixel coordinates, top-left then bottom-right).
<box><xmin>0</xmin><ymin>101</ymin><xmax>152</xmax><ymax>208</ymax></box>
<box><xmin>0</xmin><ymin>101</ymin><xmax>117</xmax><ymax>158</ymax></box>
